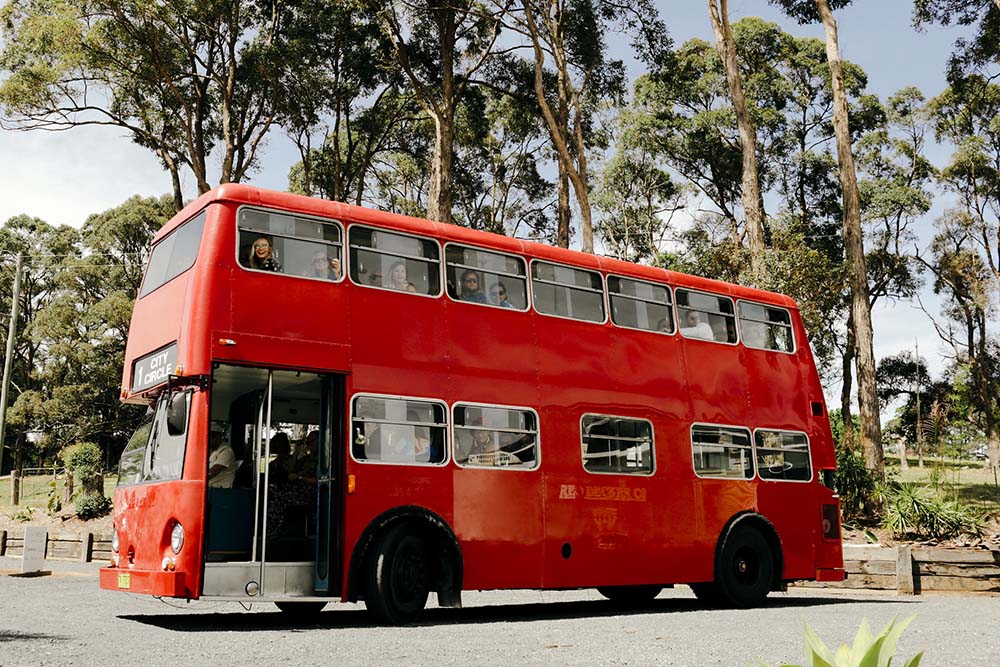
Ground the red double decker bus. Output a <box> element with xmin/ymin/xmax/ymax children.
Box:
<box><xmin>99</xmin><ymin>184</ymin><xmax>843</xmax><ymax>623</ymax></box>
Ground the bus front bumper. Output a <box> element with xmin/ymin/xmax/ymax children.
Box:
<box><xmin>99</xmin><ymin>566</ymin><xmax>187</xmax><ymax>597</ymax></box>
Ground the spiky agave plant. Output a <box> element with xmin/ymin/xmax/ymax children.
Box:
<box><xmin>759</xmin><ymin>616</ymin><xmax>923</xmax><ymax>667</ymax></box>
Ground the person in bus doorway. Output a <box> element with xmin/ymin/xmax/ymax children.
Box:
<box><xmin>207</xmin><ymin>423</ymin><xmax>237</xmax><ymax>488</ymax></box>
<box><xmin>292</xmin><ymin>430</ymin><xmax>320</xmax><ymax>484</ymax></box>
<box><xmin>387</xmin><ymin>261</ymin><xmax>417</xmax><ymax>292</ymax></box>
<box><xmin>489</xmin><ymin>281</ymin><xmax>514</xmax><ymax>308</ymax></box>
<box><xmin>679</xmin><ymin>309</ymin><xmax>714</xmax><ymax>340</ymax></box>
<box><xmin>249</xmin><ymin>235</ymin><xmax>282</xmax><ymax>272</ymax></box>
<box><xmin>459</xmin><ymin>270</ymin><xmax>488</xmax><ymax>303</ymax></box>
<box><xmin>307</xmin><ymin>250</ymin><xmax>341</xmax><ymax>281</ymax></box>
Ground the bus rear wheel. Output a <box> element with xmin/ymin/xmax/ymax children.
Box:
<box><xmin>274</xmin><ymin>601</ymin><xmax>327</xmax><ymax>617</ymax></box>
<box><xmin>596</xmin><ymin>585</ymin><xmax>662</xmax><ymax>604</ymax></box>
<box><xmin>364</xmin><ymin>524</ymin><xmax>430</xmax><ymax>625</ymax></box>
<box><xmin>715</xmin><ymin>524</ymin><xmax>775</xmax><ymax>608</ymax></box>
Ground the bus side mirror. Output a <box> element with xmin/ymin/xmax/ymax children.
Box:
<box><xmin>166</xmin><ymin>392</ymin><xmax>189</xmax><ymax>436</ymax></box>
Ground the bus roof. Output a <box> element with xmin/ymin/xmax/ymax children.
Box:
<box><xmin>161</xmin><ymin>184</ymin><xmax>799</xmax><ymax>310</ymax></box>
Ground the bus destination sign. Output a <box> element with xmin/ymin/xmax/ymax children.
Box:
<box><xmin>131</xmin><ymin>343</ymin><xmax>179</xmax><ymax>393</ymax></box>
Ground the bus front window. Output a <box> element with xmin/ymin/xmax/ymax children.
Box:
<box><xmin>116</xmin><ymin>390</ymin><xmax>192</xmax><ymax>486</ymax></box>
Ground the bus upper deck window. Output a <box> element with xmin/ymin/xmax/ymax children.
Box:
<box><xmin>608</xmin><ymin>276</ymin><xmax>673</xmax><ymax>334</ymax></box>
<box><xmin>676</xmin><ymin>289</ymin><xmax>736</xmax><ymax>344</ymax></box>
<box><xmin>531</xmin><ymin>260</ymin><xmax>605</xmax><ymax>323</ymax></box>
<box><xmin>237</xmin><ymin>208</ymin><xmax>344</xmax><ymax>282</ymax></box>
<box><xmin>348</xmin><ymin>226</ymin><xmax>441</xmax><ymax>296</ymax></box>
<box><xmin>738</xmin><ymin>302</ymin><xmax>795</xmax><ymax>353</ymax></box>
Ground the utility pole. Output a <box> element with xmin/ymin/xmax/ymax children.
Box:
<box><xmin>1</xmin><ymin>252</ymin><xmax>23</xmax><ymax>505</ymax></box>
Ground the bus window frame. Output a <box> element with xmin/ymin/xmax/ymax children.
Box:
<box><xmin>235</xmin><ymin>205</ymin><xmax>346</xmax><ymax>284</ymax></box>
<box><xmin>675</xmin><ymin>288</ymin><xmax>739</xmax><ymax>346</ymax></box>
<box><xmin>690</xmin><ymin>422</ymin><xmax>755</xmax><ymax>480</ymax></box>
<box><xmin>579</xmin><ymin>413</ymin><xmax>655</xmax><ymax>476</ymax></box>
<box><xmin>606</xmin><ymin>274</ymin><xmax>676</xmax><ymax>336</ymax></box>
<box><xmin>443</xmin><ymin>242</ymin><xmax>531</xmax><ymax>312</ymax></box>
<box><xmin>451</xmin><ymin>400</ymin><xmax>541</xmax><ymax>471</ymax></box>
<box><xmin>736</xmin><ymin>300</ymin><xmax>797</xmax><ymax>355</ymax></box>
<box><xmin>347</xmin><ymin>224</ymin><xmax>443</xmax><ymax>298</ymax></box>
<box><xmin>529</xmin><ymin>258</ymin><xmax>608</xmax><ymax>325</ymax></box>
<box><xmin>753</xmin><ymin>427</ymin><xmax>813</xmax><ymax>483</ymax></box>
<box><xmin>139</xmin><ymin>211</ymin><xmax>208</xmax><ymax>299</ymax></box>
<box><xmin>349</xmin><ymin>392</ymin><xmax>450</xmax><ymax>467</ymax></box>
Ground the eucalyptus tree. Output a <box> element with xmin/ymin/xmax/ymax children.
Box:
<box><xmin>372</xmin><ymin>0</ymin><xmax>510</xmax><ymax>224</ymax></box>
<box><xmin>913</xmin><ymin>0</ymin><xmax>1000</xmax><ymax>83</ymax></box>
<box><xmin>513</xmin><ymin>0</ymin><xmax>667</xmax><ymax>252</ymax></box>
<box><xmin>0</xmin><ymin>215</ymin><xmax>79</xmax><ymax>490</ymax></box>
<box><xmin>922</xmin><ymin>77</ymin><xmax>1000</xmax><ymax>470</ymax></box>
<box><xmin>26</xmin><ymin>196</ymin><xmax>171</xmax><ymax>466</ymax></box>
<box><xmin>0</xmin><ymin>0</ymin><xmax>326</xmax><ymax>210</ymax></box>
<box><xmin>277</xmin><ymin>0</ymin><xmax>396</xmax><ymax>203</ymax></box>
<box><xmin>707</xmin><ymin>0</ymin><xmax>767</xmax><ymax>275</ymax></box>
<box><xmin>770</xmin><ymin>0</ymin><xmax>883</xmax><ymax>478</ymax></box>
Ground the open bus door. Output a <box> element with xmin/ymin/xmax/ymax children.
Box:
<box><xmin>203</xmin><ymin>365</ymin><xmax>343</xmax><ymax>600</ymax></box>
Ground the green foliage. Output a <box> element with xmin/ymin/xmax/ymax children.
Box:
<box><xmin>6</xmin><ymin>505</ymin><xmax>35</xmax><ymax>523</ymax></box>
<box><xmin>835</xmin><ymin>443</ymin><xmax>877</xmax><ymax>522</ymax></box>
<box><xmin>74</xmin><ymin>491</ymin><xmax>112</xmax><ymax>520</ymax></box>
<box><xmin>46</xmin><ymin>477</ymin><xmax>62</xmax><ymax>515</ymax></box>
<box><xmin>760</xmin><ymin>616</ymin><xmax>923</xmax><ymax>667</ymax></box>
<box><xmin>62</xmin><ymin>442</ymin><xmax>104</xmax><ymax>495</ymax></box>
<box><xmin>880</xmin><ymin>481</ymin><xmax>986</xmax><ymax>540</ymax></box>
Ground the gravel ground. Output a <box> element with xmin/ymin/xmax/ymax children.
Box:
<box><xmin>1</xmin><ymin>558</ymin><xmax>998</xmax><ymax>666</ymax></box>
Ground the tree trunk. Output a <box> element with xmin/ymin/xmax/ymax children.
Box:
<box><xmin>840</xmin><ymin>315</ymin><xmax>855</xmax><ymax>443</ymax></box>
<box><xmin>557</xmin><ymin>169</ymin><xmax>570</xmax><ymax>248</ymax></box>
<box><xmin>427</xmin><ymin>112</ymin><xmax>455</xmax><ymax>224</ymax></box>
<box><xmin>11</xmin><ymin>432</ymin><xmax>24</xmax><ymax>506</ymax></box>
<box><xmin>523</xmin><ymin>0</ymin><xmax>594</xmax><ymax>253</ymax></box>
<box><xmin>818</xmin><ymin>0</ymin><xmax>883</xmax><ymax>479</ymax></box>
<box><xmin>708</xmin><ymin>0</ymin><xmax>766</xmax><ymax>277</ymax></box>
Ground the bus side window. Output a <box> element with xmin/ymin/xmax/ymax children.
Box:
<box><xmin>237</xmin><ymin>208</ymin><xmax>343</xmax><ymax>281</ymax></box>
<box><xmin>351</xmin><ymin>395</ymin><xmax>446</xmax><ymax>465</ymax></box>
<box><xmin>349</xmin><ymin>226</ymin><xmax>441</xmax><ymax>296</ymax></box>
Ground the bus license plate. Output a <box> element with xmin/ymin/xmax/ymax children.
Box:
<box><xmin>117</xmin><ymin>572</ymin><xmax>131</xmax><ymax>589</ymax></box>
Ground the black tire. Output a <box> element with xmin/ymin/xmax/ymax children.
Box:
<box><xmin>364</xmin><ymin>524</ymin><xmax>430</xmax><ymax>625</ymax></box>
<box><xmin>715</xmin><ymin>523</ymin><xmax>775</xmax><ymax>608</ymax></box>
<box><xmin>596</xmin><ymin>585</ymin><xmax>662</xmax><ymax>604</ymax></box>
<box><xmin>274</xmin><ymin>600</ymin><xmax>327</xmax><ymax>617</ymax></box>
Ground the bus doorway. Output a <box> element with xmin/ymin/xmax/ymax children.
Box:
<box><xmin>202</xmin><ymin>364</ymin><xmax>343</xmax><ymax>600</ymax></box>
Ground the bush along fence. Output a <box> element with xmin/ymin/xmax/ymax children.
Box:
<box><xmin>0</xmin><ymin>529</ymin><xmax>113</xmax><ymax>564</ymax></box>
<box><xmin>799</xmin><ymin>543</ymin><xmax>1000</xmax><ymax>594</ymax></box>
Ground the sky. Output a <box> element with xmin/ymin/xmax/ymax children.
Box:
<box><xmin>0</xmin><ymin>2</ymin><xmax>982</xmax><ymax>416</ymax></box>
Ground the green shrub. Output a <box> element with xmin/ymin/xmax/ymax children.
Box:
<box><xmin>74</xmin><ymin>491</ymin><xmax>112</xmax><ymax>520</ymax></box>
<box><xmin>6</xmin><ymin>506</ymin><xmax>35</xmax><ymax>523</ymax></box>
<box><xmin>760</xmin><ymin>616</ymin><xmax>923</xmax><ymax>667</ymax></box>
<box><xmin>62</xmin><ymin>442</ymin><xmax>104</xmax><ymax>494</ymax></box>
<box><xmin>835</xmin><ymin>444</ymin><xmax>876</xmax><ymax>521</ymax></box>
<box><xmin>881</xmin><ymin>481</ymin><xmax>986</xmax><ymax>540</ymax></box>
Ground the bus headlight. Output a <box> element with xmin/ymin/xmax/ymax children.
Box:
<box><xmin>170</xmin><ymin>522</ymin><xmax>185</xmax><ymax>554</ymax></box>
<box><xmin>112</xmin><ymin>531</ymin><xmax>119</xmax><ymax>553</ymax></box>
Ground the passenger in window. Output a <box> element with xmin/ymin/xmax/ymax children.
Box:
<box><xmin>459</xmin><ymin>270</ymin><xmax>488</xmax><ymax>303</ymax></box>
<box><xmin>489</xmin><ymin>282</ymin><xmax>514</xmax><ymax>308</ymax></box>
<box><xmin>387</xmin><ymin>261</ymin><xmax>417</xmax><ymax>292</ymax></box>
<box><xmin>207</xmin><ymin>424</ymin><xmax>237</xmax><ymax>488</ymax></box>
<box><xmin>468</xmin><ymin>428</ymin><xmax>520</xmax><ymax>466</ymax></box>
<box><xmin>656</xmin><ymin>317</ymin><xmax>671</xmax><ymax>333</ymax></box>
<box><xmin>248</xmin><ymin>235</ymin><xmax>282</xmax><ymax>272</ymax></box>
<box><xmin>307</xmin><ymin>250</ymin><xmax>341</xmax><ymax>281</ymax></box>
<box><xmin>679</xmin><ymin>309</ymin><xmax>714</xmax><ymax>340</ymax></box>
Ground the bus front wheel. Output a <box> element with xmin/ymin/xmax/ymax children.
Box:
<box><xmin>364</xmin><ymin>524</ymin><xmax>430</xmax><ymax>625</ymax></box>
<box><xmin>715</xmin><ymin>524</ymin><xmax>775</xmax><ymax>608</ymax></box>
<box><xmin>596</xmin><ymin>585</ymin><xmax>662</xmax><ymax>604</ymax></box>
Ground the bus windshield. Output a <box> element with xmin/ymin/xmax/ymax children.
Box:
<box><xmin>117</xmin><ymin>389</ymin><xmax>192</xmax><ymax>486</ymax></box>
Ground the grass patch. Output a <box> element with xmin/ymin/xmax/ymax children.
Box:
<box><xmin>886</xmin><ymin>456</ymin><xmax>1000</xmax><ymax>514</ymax></box>
<box><xmin>0</xmin><ymin>474</ymin><xmax>116</xmax><ymax>515</ymax></box>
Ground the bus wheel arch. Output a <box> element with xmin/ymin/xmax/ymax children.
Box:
<box><xmin>347</xmin><ymin>506</ymin><xmax>463</xmax><ymax>615</ymax></box>
<box><xmin>706</xmin><ymin>512</ymin><xmax>783</xmax><ymax>608</ymax></box>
